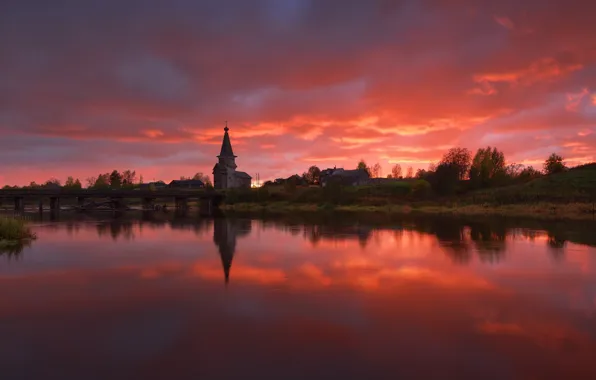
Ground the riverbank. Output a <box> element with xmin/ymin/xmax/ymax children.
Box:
<box><xmin>221</xmin><ymin>201</ymin><xmax>596</xmax><ymax>221</ymax></box>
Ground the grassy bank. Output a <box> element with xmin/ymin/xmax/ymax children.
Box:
<box><xmin>0</xmin><ymin>217</ymin><xmax>36</xmax><ymax>243</ymax></box>
<box><xmin>221</xmin><ymin>201</ymin><xmax>596</xmax><ymax>221</ymax></box>
<box><xmin>219</xmin><ymin>164</ymin><xmax>596</xmax><ymax>221</ymax></box>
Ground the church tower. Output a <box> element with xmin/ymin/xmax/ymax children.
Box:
<box><xmin>213</xmin><ymin>123</ymin><xmax>252</xmax><ymax>189</ymax></box>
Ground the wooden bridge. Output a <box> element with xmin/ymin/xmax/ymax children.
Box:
<box><xmin>0</xmin><ymin>188</ymin><xmax>225</xmax><ymax>213</ymax></box>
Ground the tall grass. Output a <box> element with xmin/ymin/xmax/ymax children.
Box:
<box><xmin>0</xmin><ymin>217</ymin><xmax>36</xmax><ymax>241</ymax></box>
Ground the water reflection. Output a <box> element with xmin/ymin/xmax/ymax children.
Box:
<box><xmin>2</xmin><ymin>212</ymin><xmax>596</xmax><ymax>379</ymax></box>
<box><xmin>7</xmin><ymin>211</ymin><xmax>596</xmax><ymax>267</ymax></box>
<box><xmin>213</xmin><ymin>218</ymin><xmax>251</xmax><ymax>284</ymax></box>
<box><xmin>0</xmin><ymin>240</ymin><xmax>29</xmax><ymax>260</ymax></box>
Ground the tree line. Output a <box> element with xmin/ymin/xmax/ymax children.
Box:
<box><xmin>1</xmin><ymin>169</ymin><xmax>213</xmax><ymax>190</ymax></box>
<box><xmin>263</xmin><ymin>148</ymin><xmax>570</xmax><ymax>196</ymax></box>
<box><xmin>412</xmin><ymin>148</ymin><xmax>566</xmax><ymax>195</ymax></box>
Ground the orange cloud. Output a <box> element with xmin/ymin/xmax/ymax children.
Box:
<box><xmin>472</xmin><ymin>58</ymin><xmax>583</xmax><ymax>89</ymax></box>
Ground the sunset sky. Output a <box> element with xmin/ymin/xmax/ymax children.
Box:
<box><xmin>1</xmin><ymin>0</ymin><xmax>595</xmax><ymax>186</ymax></box>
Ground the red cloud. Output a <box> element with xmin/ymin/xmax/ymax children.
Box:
<box><xmin>1</xmin><ymin>0</ymin><xmax>595</xmax><ymax>185</ymax></box>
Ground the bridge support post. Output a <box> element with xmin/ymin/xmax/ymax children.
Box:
<box><xmin>142</xmin><ymin>198</ymin><xmax>155</xmax><ymax>210</ymax></box>
<box><xmin>110</xmin><ymin>198</ymin><xmax>125</xmax><ymax>210</ymax></box>
<box><xmin>14</xmin><ymin>197</ymin><xmax>24</xmax><ymax>211</ymax></box>
<box><xmin>199</xmin><ymin>198</ymin><xmax>213</xmax><ymax>215</ymax></box>
<box><xmin>174</xmin><ymin>197</ymin><xmax>188</xmax><ymax>209</ymax></box>
<box><xmin>50</xmin><ymin>197</ymin><xmax>60</xmax><ymax>211</ymax></box>
<box><xmin>77</xmin><ymin>197</ymin><xmax>86</xmax><ymax>209</ymax></box>
<box><xmin>38</xmin><ymin>199</ymin><xmax>43</xmax><ymax>213</ymax></box>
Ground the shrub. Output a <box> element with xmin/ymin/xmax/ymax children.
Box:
<box><xmin>0</xmin><ymin>217</ymin><xmax>36</xmax><ymax>241</ymax></box>
<box><xmin>411</xmin><ymin>180</ymin><xmax>431</xmax><ymax>198</ymax></box>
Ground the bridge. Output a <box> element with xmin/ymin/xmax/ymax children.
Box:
<box><xmin>0</xmin><ymin>188</ymin><xmax>225</xmax><ymax>213</ymax></box>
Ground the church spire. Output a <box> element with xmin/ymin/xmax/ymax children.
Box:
<box><xmin>218</xmin><ymin>122</ymin><xmax>235</xmax><ymax>157</ymax></box>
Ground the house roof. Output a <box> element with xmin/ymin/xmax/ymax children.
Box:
<box><xmin>235</xmin><ymin>171</ymin><xmax>252</xmax><ymax>179</ymax></box>
<box><xmin>218</xmin><ymin>125</ymin><xmax>235</xmax><ymax>157</ymax></box>
<box><xmin>169</xmin><ymin>179</ymin><xmax>205</xmax><ymax>186</ymax></box>
<box><xmin>331</xmin><ymin>169</ymin><xmax>369</xmax><ymax>178</ymax></box>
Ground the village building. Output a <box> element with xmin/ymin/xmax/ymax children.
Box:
<box><xmin>139</xmin><ymin>181</ymin><xmax>167</xmax><ymax>190</ymax></box>
<box><xmin>213</xmin><ymin>124</ymin><xmax>252</xmax><ymax>189</ymax></box>
<box><xmin>320</xmin><ymin>168</ymin><xmax>370</xmax><ymax>187</ymax></box>
<box><xmin>168</xmin><ymin>179</ymin><xmax>205</xmax><ymax>189</ymax></box>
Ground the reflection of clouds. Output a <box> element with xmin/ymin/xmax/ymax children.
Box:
<box><xmin>3</xmin><ymin>214</ymin><xmax>596</xmax><ymax>378</ymax></box>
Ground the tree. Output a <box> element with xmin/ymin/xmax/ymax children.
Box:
<box><xmin>518</xmin><ymin>166</ymin><xmax>542</xmax><ymax>181</ymax></box>
<box><xmin>544</xmin><ymin>153</ymin><xmax>567</xmax><ymax>175</ymax></box>
<box><xmin>65</xmin><ymin>177</ymin><xmax>75</xmax><ymax>188</ymax></box>
<box><xmin>64</xmin><ymin>177</ymin><xmax>82</xmax><ymax>189</ymax></box>
<box><xmin>470</xmin><ymin>146</ymin><xmax>506</xmax><ymax>188</ymax></box>
<box><xmin>429</xmin><ymin>163</ymin><xmax>460</xmax><ymax>195</ymax></box>
<box><xmin>391</xmin><ymin>164</ymin><xmax>402</xmax><ymax>179</ymax></box>
<box><xmin>370</xmin><ymin>163</ymin><xmax>382</xmax><ymax>178</ymax></box>
<box><xmin>92</xmin><ymin>173</ymin><xmax>110</xmax><ymax>188</ymax></box>
<box><xmin>305</xmin><ymin>165</ymin><xmax>321</xmax><ymax>185</ymax></box>
<box><xmin>122</xmin><ymin>170</ymin><xmax>136</xmax><ymax>185</ymax></box>
<box><xmin>406</xmin><ymin>166</ymin><xmax>414</xmax><ymax>179</ymax></box>
<box><xmin>192</xmin><ymin>172</ymin><xmax>212</xmax><ymax>186</ymax></box>
<box><xmin>415</xmin><ymin>169</ymin><xmax>428</xmax><ymax>179</ymax></box>
<box><xmin>357</xmin><ymin>159</ymin><xmax>367</xmax><ymax>171</ymax></box>
<box><xmin>44</xmin><ymin>178</ymin><xmax>61</xmax><ymax>188</ymax></box>
<box><xmin>109</xmin><ymin>170</ymin><xmax>123</xmax><ymax>188</ymax></box>
<box><xmin>440</xmin><ymin>148</ymin><xmax>471</xmax><ymax>180</ymax></box>
<box><xmin>86</xmin><ymin>177</ymin><xmax>97</xmax><ymax>188</ymax></box>
<box><xmin>139</xmin><ymin>175</ymin><xmax>144</xmax><ymax>184</ymax></box>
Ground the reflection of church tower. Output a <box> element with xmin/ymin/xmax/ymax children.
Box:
<box><xmin>213</xmin><ymin>218</ymin><xmax>236</xmax><ymax>285</ymax></box>
<box><xmin>212</xmin><ymin>218</ymin><xmax>252</xmax><ymax>285</ymax></box>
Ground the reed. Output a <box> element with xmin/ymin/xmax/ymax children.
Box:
<box><xmin>0</xmin><ymin>217</ymin><xmax>36</xmax><ymax>242</ymax></box>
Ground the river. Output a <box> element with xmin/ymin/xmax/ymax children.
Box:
<box><xmin>1</xmin><ymin>211</ymin><xmax>596</xmax><ymax>379</ymax></box>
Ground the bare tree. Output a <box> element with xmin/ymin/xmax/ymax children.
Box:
<box><xmin>391</xmin><ymin>164</ymin><xmax>402</xmax><ymax>179</ymax></box>
<box><xmin>371</xmin><ymin>163</ymin><xmax>382</xmax><ymax>178</ymax></box>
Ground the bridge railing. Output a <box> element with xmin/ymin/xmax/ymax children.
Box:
<box><xmin>0</xmin><ymin>188</ymin><xmax>223</xmax><ymax>198</ymax></box>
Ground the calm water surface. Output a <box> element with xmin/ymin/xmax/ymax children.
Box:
<box><xmin>1</xmin><ymin>211</ymin><xmax>596</xmax><ymax>379</ymax></box>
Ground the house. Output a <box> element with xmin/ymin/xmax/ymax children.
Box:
<box><xmin>212</xmin><ymin>123</ymin><xmax>252</xmax><ymax>189</ymax></box>
<box><xmin>321</xmin><ymin>168</ymin><xmax>370</xmax><ymax>187</ymax></box>
<box><xmin>168</xmin><ymin>179</ymin><xmax>205</xmax><ymax>189</ymax></box>
<box><xmin>139</xmin><ymin>181</ymin><xmax>167</xmax><ymax>190</ymax></box>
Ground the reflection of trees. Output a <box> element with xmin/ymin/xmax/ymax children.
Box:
<box><xmin>96</xmin><ymin>221</ymin><xmax>135</xmax><ymax>241</ymax></box>
<box><xmin>0</xmin><ymin>240</ymin><xmax>30</xmax><ymax>260</ymax></box>
<box><xmin>469</xmin><ymin>222</ymin><xmax>506</xmax><ymax>263</ymax></box>
<box><xmin>302</xmin><ymin>224</ymin><xmax>373</xmax><ymax>248</ymax></box>
<box><xmin>93</xmin><ymin>212</ymin><xmax>213</xmax><ymax>240</ymax></box>
<box><xmin>398</xmin><ymin>217</ymin><xmax>508</xmax><ymax>264</ymax></box>
<box><xmin>425</xmin><ymin>219</ymin><xmax>472</xmax><ymax>264</ymax></box>
<box><xmin>213</xmin><ymin>218</ymin><xmax>251</xmax><ymax>285</ymax></box>
<box><xmin>303</xmin><ymin>225</ymin><xmax>322</xmax><ymax>247</ymax></box>
<box><xmin>546</xmin><ymin>224</ymin><xmax>568</xmax><ymax>261</ymax></box>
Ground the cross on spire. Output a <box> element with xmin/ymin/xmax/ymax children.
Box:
<box><xmin>224</xmin><ymin>120</ymin><xmax>229</xmax><ymax>132</ymax></box>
